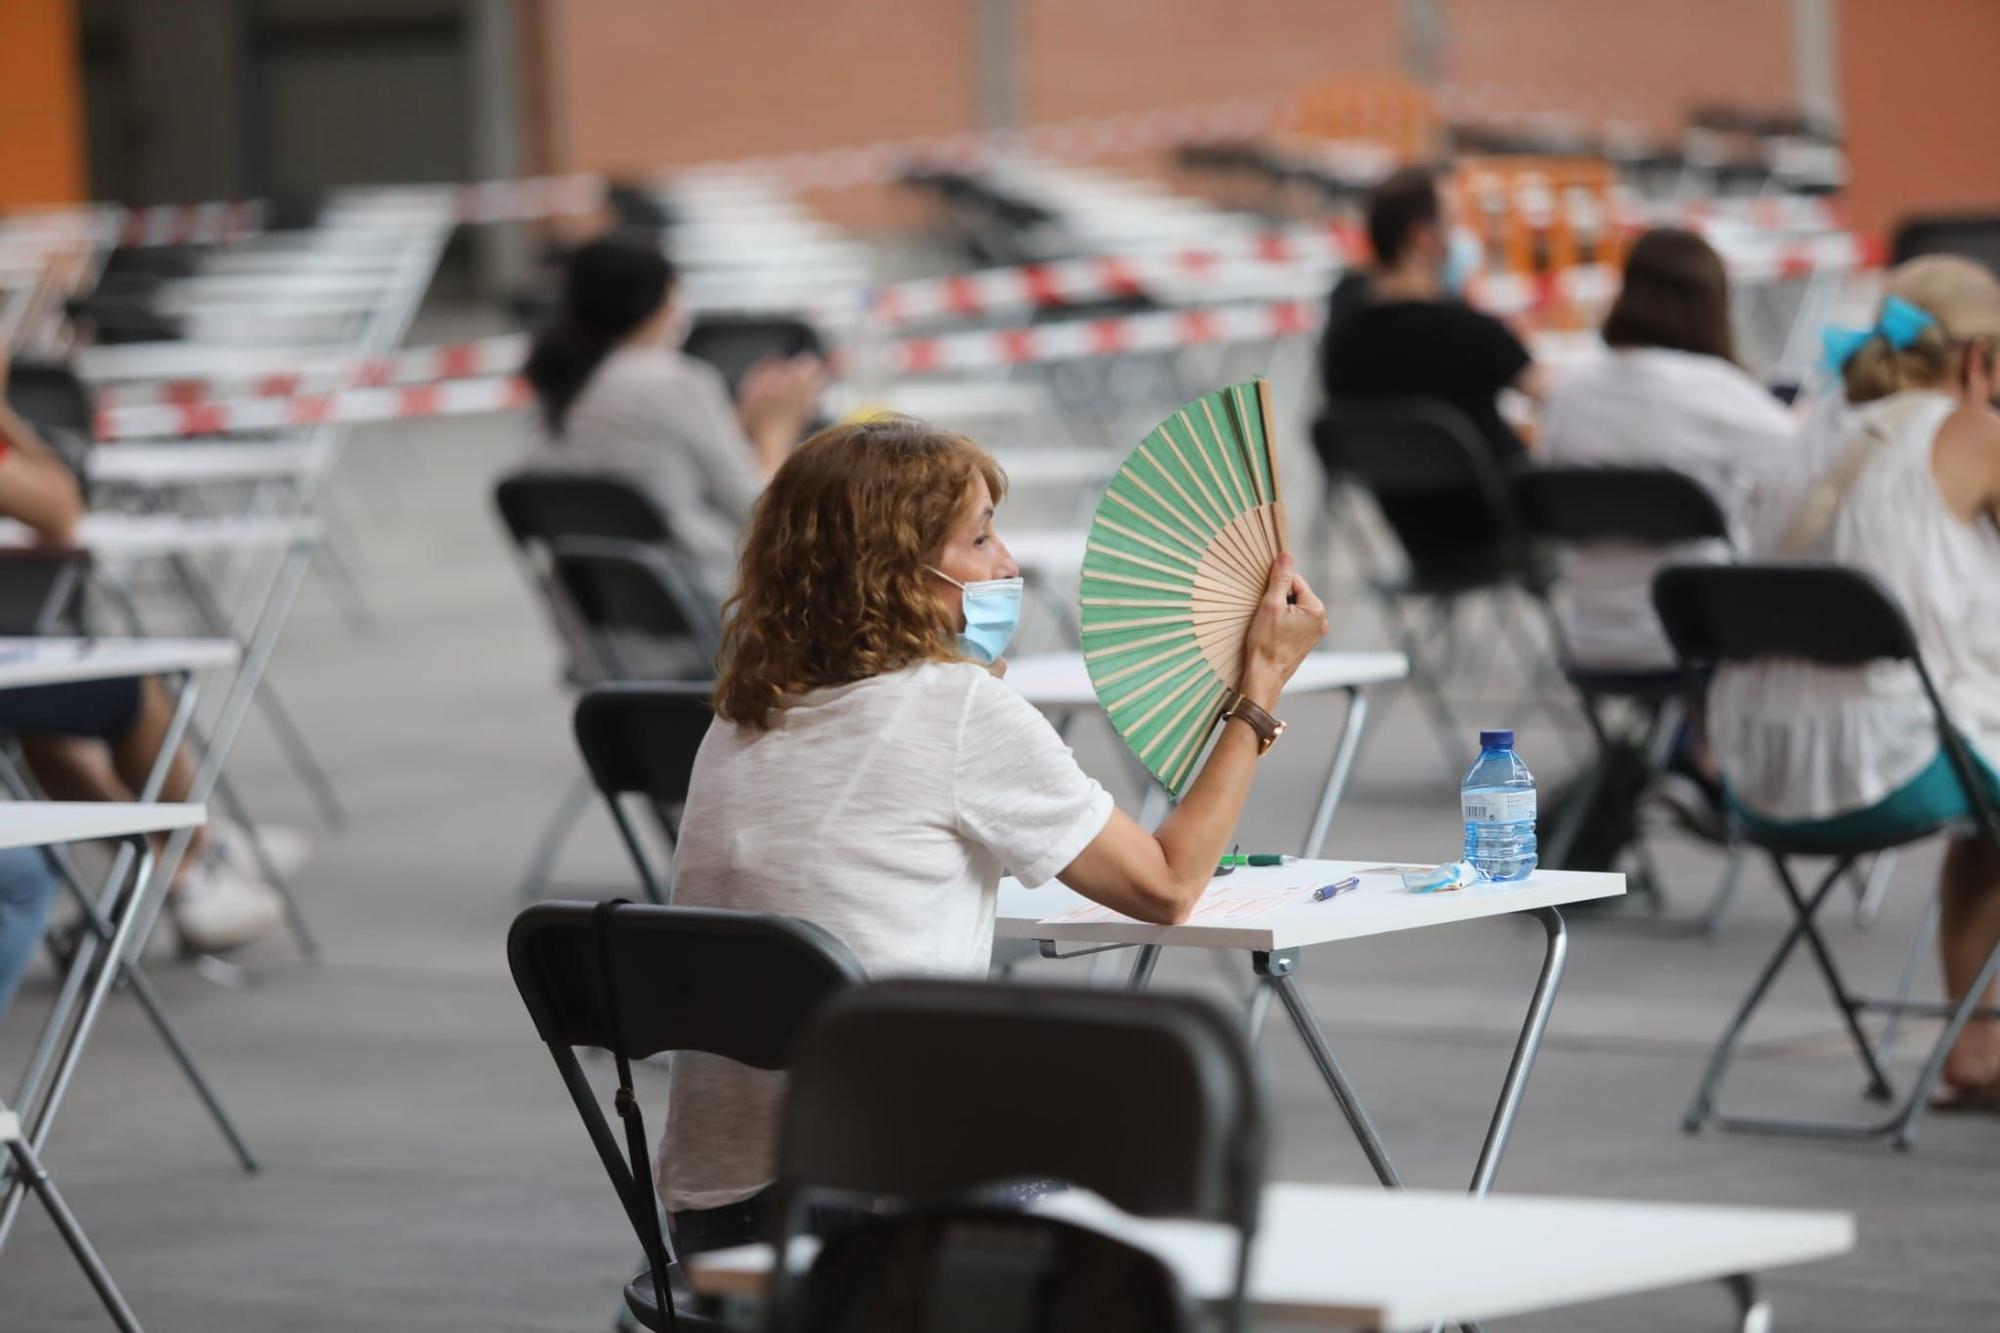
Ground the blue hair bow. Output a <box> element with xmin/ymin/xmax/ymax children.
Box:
<box><xmin>1820</xmin><ymin>294</ymin><xmax>1937</xmax><ymax>372</ymax></box>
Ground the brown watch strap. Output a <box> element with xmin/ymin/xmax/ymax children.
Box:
<box><xmin>1221</xmin><ymin>691</ymin><xmax>1286</xmax><ymax>755</ymax></box>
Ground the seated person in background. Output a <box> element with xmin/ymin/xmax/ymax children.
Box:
<box><xmin>1541</xmin><ymin>228</ymin><xmax>1797</xmax><ymax>671</ymax></box>
<box><xmin>1318</xmin><ymin>165</ymin><xmax>1546</xmax><ymax>469</ymax></box>
<box><xmin>661</xmin><ymin>416</ymin><xmax>1326</xmax><ymax>1251</ymax></box>
<box><xmin>523</xmin><ymin>231</ymin><xmax>823</xmax><ymax>603</ymax></box>
<box><xmin>0</xmin><ymin>369</ymin><xmax>280</xmax><ymax>955</ymax></box>
<box><xmin>1710</xmin><ymin>256</ymin><xmax>2000</xmax><ymax>1103</ymax></box>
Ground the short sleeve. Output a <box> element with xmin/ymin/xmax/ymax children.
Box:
<box><xmin>952</xmin><ymin>671</ymin><xmax>1115</xmax><ymax>887</ymax></box>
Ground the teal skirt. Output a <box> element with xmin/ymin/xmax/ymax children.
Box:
<box><xmin>1730</xmin><ymin>745</ymin><xmax>2000</xmax><ymax>847</ymax></box>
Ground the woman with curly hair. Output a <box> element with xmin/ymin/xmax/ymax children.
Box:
<box><xmin>660</xmin><ymin>415</ymin><xmax>1327</xmax><ymax>1248</ymax></box>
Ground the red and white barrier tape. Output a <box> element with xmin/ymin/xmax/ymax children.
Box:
<box><xmin>96</xmin><ymin>224</ymin><xmax>1881</xmax><ymax>413</ymax></box>
<box><xmin>95</xmin><ymin>375</ymin><xmax>533</xmax><ymax>442</ymax></box>
<box><xmin>96</xmin><ymin>335</ymin><xmax>531</xmax><ymax>409</ymax></box>
<box><xmin>92</xmin><ymin>298</ymin><xmax>1321</xmax><ymax>439</ymax></box>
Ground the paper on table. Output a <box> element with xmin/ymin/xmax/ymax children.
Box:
<box><xmin>1042</xmin><ymin>880</ymin><xmax>1306</xmax><ymax>926</ymax></box>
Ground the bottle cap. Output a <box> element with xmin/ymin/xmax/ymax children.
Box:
<box><xmin>1479</xmin><ymin>728</ymin><xmax>1514</xmax><ymax>750</ymax></box>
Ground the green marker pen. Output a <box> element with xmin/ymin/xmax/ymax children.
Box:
<box><xmin>1216</xmin><ymin>853</ymin><xmax>1298</xmax><ymax>868</ymax></box>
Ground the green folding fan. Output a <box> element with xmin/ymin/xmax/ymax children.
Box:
<box><xmin>1079</xmin><ymin>379</ymin><xmax>1288</xmax><ymax>797</ymax></box>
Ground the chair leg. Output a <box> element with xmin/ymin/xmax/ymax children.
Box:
<box><xmin>1696</xmin><ymin>843</ymin><xmax>1750</xmax><ymax>938</ymax></box>
<box><xmin>1685</xmin><ymin>855</ymin><xmax>1856</xmax><ymax>1133</ymax></box>
<box><xmin>1377</xmin><ymin>594</ymin><xmax>1466</xmax><ymax>780</ymax></box>
<box><xmin>1770</xmin><ymin>857</ymin><xmax>1896</xmax><ymax>1100</ymax></box>
<box><xmin>1872</xmin><ymin>891</ymin><xmax>1941</xmax><ymax>1085</ymax></box>
<box><xmin>516</xmin><ymin>774</ymin><xmax>594</xmax><ymax>903</ymax></box>
<box><xmin>1852</xmin><ymin>851</ymin><xmax>1899</xmax><ymax>930</ymax></box>
<box><xmin>1889</xmin><ymin>901</ymin><xmax>2000</xmax><ymax>1150</ymax></box>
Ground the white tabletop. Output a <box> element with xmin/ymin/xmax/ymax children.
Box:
<box><xmin>89</xmin><ymin>442</ymin><xmax>324</xmax><ymax>488</ymax></box>
<box><xmin>0</xmin><ymin>801</ymin><xmax>207</xmax><ymax>852</ymax></box>
<box><xmin>687</xmin><ymin>1181</ymin><xmax>1853</xmax><ymax>1330</ymax></box>
<box><xmin>1003</xmin><ymin>529</ymin><xmax>1086</xmax><ymax>577</ymax></box>
<box><xmin>996</xmin><ymin>857</ymin><xmax>1622</xmax><ymax>952</ymax></box>
<box><xmin>991</xmin><ymin>450</ymin><xmax>1122</xmax><ymax>486</ymax></box>
<box><xmin>0</xmin><ymin>513</ymin><xmax>319</xmax><ymax>557</ymax></box>
<box><xmin>1004</xmin><ymin>651</ymin><xmax>1409</xmax><ymax>710</ymax></box>
<box><xmin>0</xmin><ymin>637</ymin><xmax>240</xmax><ymax>689</ymax></box>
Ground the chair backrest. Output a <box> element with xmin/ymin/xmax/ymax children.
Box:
<box><xmin>774</xmin><ymin>980</ymin><xmax>1262</xmax><ymax>1223</ymax></box>
<box><xmin>573</xmin><ymin>682</ymin><xmax>714</xmax><ymax>809</ymax></box>
<box><xmin>1890</xmin><ymin>212</ymin><xmax>2000</xmax><ymax>272</ymax></box>
<box><xmin>5</xmin><ymin>360</ymin><xmax>93</xmax><ymax>440</ymax></box>
<box><xmin>1652</xmin><ymin>562</ymin><xmax>1919</xmax><ymax>669</ymax></box>
<box><xmin>0</xmin><ymin>549</ymin><xmax>92</xmax><ymax>635</ymax></box>
<box><xmin>768</xmin><ymin>980</ymin><xmax>1264</xmax><ymax>1330</ymax></box>
<box><xmin>493</xmin><ymin>468</ymin><xmax>673</xmax><ymax>551</ymax></box>
<box><xmin>1316</xmin><ymin>397</ymin><xmax>1520</xmax><ymax>574</ymax></box>
<box><xmin>509</xmin><ymin>899</ymin><xmax>863</xmax><ymax>1069</ymax></box>
<box><xmin>682</xmin><ymin>315</ymin><xmax>828</xmax><ymax>398</ymax></box>
<box><xmin>790</xmin><ymin>1209</ymin><xmax>1193</xmax><ymax>1333</ymax></box>
<box><xmin>551</xmin><ymin>538</ymin><xmax>719</xmax><ymax>668</ymax></box>
<box><xmin>1653</xmin><ymin>561</ymin><xmax>2000</xmax><ymax>846</ymax></box>
<box><xmin>1514</xmin><ymin>464</ymin><xmax>1732</xmax><ymax>549</ymax></box>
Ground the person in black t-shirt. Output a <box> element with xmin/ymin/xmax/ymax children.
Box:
<box><xmin>1318</xmin><ymin>166</ymin><xmax>1546</xmax><ymax>466</ymax></box>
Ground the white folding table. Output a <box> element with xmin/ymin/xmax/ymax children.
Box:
<box><xmin>999</xmin><ymin>859</ymin><xmax>1622</xmax><ymax>1203</ymax></box>
<box><xmin>1005</xmin><ymin>650</ymin><xmax>1409</xmax><ymax>859</ymax></box>
<box><xmin>88</xmin><ymin>442</ymin><xmax>327</xmax><ymax>491</ymax></box>
<box><xmin>0</xmin><ymin>800</ymin><xmax>208</xmax><ymax>1333</ymax></box>
<box><xmin>687</xmin><ymin>1180</ymin><xmax>1853</xmax><ymax>1332</ymax></box>
<box><xmin>0</xmin><ymin>638</ymin><xmax>258</xmax><ymax>1186</ymax></box>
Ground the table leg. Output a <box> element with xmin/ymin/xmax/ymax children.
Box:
<box><xmin>4</xmin><ymin>1138</ymin><xmax>144</xmax><ymax>1332</ymax></box>
<box><xmin>0</xmin><ymin>839</ymin><xmax>157</xmax><ymax>1249</ymax></box>
<box><xmin>1467</xmin><ymin>908</ymin><xmax>1567</xmax><ymax>1197</ymax></box>
<box><xmin>1127</xmin><ymin>945</ymin><xmax>1161</xmax><ymax>990</ymax></box>
<box><xmin>1300</xmin><ymin>686</ymin><xmax>1372</xmax><ymax>859</ymax></box>
<box><xmin>1254</xmin><ymin>949</ymin><xmax>1404</xmax><ymax>1188</ymax></box>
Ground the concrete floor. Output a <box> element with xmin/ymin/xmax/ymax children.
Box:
<box><xmin>3</xmin><ymin>375</ymin><xmax>1997</xmax><ymax>1332</ymax></box>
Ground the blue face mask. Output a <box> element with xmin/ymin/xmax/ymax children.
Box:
<box><xmin>929</xmin><ymin>567</ymin><xmax>1024</xmax><ymax>665</ymax></box>
<box><xmin>1441</xmin><ymin>229</ymin><xmax>1483</xmax><ymax>297</ymax></box>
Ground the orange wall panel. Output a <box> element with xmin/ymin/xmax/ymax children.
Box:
<box><xmin>1443</xmin><ymin>0</ymin><xmax>1794</xmax><ymax>134</ymax></box>
<box><xmin>1838</xmin><ymin>0</ymin><xmax>2000</xmax><ymax>238</ymax></box>
<box><xmin>1020</xmin><ymin>0</ymin><xmax>1400</xmax><ymax>123</ymax></box>
<box><xmin>0</xmin><ymin>0</ymin><xmax>87</xmax><ymax>208</ymax></box>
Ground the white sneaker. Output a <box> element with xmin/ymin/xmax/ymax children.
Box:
<box><xmin>171</xmin><ymin>859</ymin><xmax>287</xmax><ymax>955</ymax></box>
<box><xmin>210</xmin><ymin>821</ymin><xmax>311</xmax><ymax>883</ymax></box>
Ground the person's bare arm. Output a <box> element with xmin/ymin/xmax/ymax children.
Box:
<box><xmin>1513</xmin><ymin>360</ymin><xmax>1550</xmax><ymax>404</ymax></box>
<box><xmin>1055</xmin><ymin>554</ymin><xmax>1328</xmax><ymax>924</ymax></box>
<box><xmin>736</xmin><ymin>354</ymin><xmax>826</xmax><ymax>474</ymax></box>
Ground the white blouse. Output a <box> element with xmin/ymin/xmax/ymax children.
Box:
<box><xmin>1710</xmin><ymin>390</ymin><xmax>2000</xmax><ymax>821</ymax></box>
<box><xmin>658</xmin><ymin>661</ymin><xmax>1114</xmax><ymax>1210</ymax></box>
<box><xmin>1541</xmin><ymin>347</ymin><xmax>1798</xmax><ymax>669</ymax></box>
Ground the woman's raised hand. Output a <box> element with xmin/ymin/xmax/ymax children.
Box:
<box><xmin>1238</xmin><ymin>553</ymin><xmax>1327</xmax><ymax>709</ymax></box>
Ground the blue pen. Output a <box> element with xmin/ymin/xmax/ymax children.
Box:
<box><xmin>1311</xmin><ymin>876</ymin><xmax>1359</xmax><ymax>902</ymax></box>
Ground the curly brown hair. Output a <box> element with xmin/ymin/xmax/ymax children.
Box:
<box><xmin>714</xmin><ymin>415</ymin><xmax>1007</xmax><ymax>730</ymax></box>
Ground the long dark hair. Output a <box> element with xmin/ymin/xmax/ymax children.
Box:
<box><xmin>1601</xmin><ymin>228</ymin><xmax>1735</xmax><ymax>363</ymax></box>
<box><xmin>524</xmin><ymin>231</ymin><xmax>674</xmax><ymax>433</ymax></box>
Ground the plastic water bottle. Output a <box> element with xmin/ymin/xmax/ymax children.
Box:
<box><xmin>1462</xmin><ymin>729</ymin><xmax>1537</xmax><ymax>882</ymax></box>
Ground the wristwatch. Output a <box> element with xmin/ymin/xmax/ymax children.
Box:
<box><xmin>1220</xmin><ymin>691</ymin><xmax>1285</xmax><ymax>756</ymax></box>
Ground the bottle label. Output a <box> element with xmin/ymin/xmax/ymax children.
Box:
<box><xmin>1463</xmin><ymin>789</ymin><xmax>1536</xmax><ymax>824</ymax></box>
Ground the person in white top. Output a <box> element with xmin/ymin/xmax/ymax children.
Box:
<box><xmin>1541</xmin><ymin>228</ymin><xmax>1798</xmax><ymax>670</ymax></box>
<box><xmin>1710</xmin><ymin>256</ymin><xmax>2000</xmax><ymax>1103</ymax></box>
<box><xmin>521</xmin><ymin>231</ymin><xmax>823</xmax><ymax>602</ymax></box>
<box><xmin>660</xmin><ymin>415</ymin><xmax>1327</xmax><ymax>1247</ymax></box>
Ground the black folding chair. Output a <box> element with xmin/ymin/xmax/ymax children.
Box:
<box><xmin>1514</xmin><ymin>465</ymin><xmax>1738</xmax><ymax>922</ymax></box>
<box><xmin>1889</xmin><ymin>213</ymin><xmax>2000</xmax><ymax>272</ymax></box>
<box><xmin>1317</xmin><ymin>397</ymin><xmax>1557</xmax><ymax>774</ymax></box>
<box><xmin>683</xmin><ymin>315</ymin><xmax>829</xmax><ymax>400</ymax></box>
<box><xmin>1654</xmin><ymin>563</ymin><xmax>2000</xmax><ymax>1148</ymax></box>
<box><xmin>764</xmin><ymin>980</ymin><xmax>1265</xmax><ymax>1333</ymax></box>
<box><xmin>0</xmin><ymin>549</ymin><xmax>92</xmax><ymax>636</ymax></box>
<box><xmin>493</xmin><ymin>470</ymin><xmax>714</xmax><ymax>899</ymax></box>
<box><xmin>572</xmin><ymin>683</ymin><xmax>714</xmax><ymax>905</ymax></box>
<box><xmin>508</xmin><ymin>901</ymin><xmax>864</xmax><ymax>1333</ymax></box>
<box><xmin>551</xmin><ymin>538</ymin><xmax>719</xmax><ymax>683</ymax></box>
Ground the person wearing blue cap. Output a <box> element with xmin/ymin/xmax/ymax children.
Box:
<box><xmin>1711</xmin><ymin>254</ymin><xmax>2000</xmax><ymax>1105</ymax></box>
